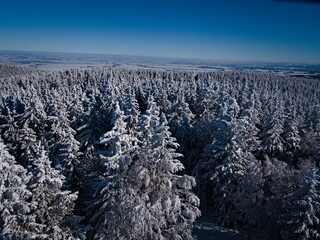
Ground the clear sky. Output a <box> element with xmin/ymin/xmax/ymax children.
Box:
<box><xmin>1</xmin><ymin>0</ymin><xmax>320</xmax><ymax>63</ymax></box>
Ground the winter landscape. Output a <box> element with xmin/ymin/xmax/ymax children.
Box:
<box><xmin>0</xmin><ymin>58</ymin><xmax>319</xmax><ymax>239</ymax></box>
<box><xmin>1</xmin><ymin>0</ymin><xmax>320</xmax><ymax>239</ymax></box>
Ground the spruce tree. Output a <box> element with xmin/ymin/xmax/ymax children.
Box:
<box><xmin>279</xmin><ymin>168</ymin><xmax>320</xmax><ymax>240</ymax></box>
<box><xmin>0</xmin><ymin>140</ymin><xmax>32</xmax><ymax>239</ymax></box>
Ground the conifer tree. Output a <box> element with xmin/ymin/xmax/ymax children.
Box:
<box><xmin>279</xmin><ymin>168</ymin><xmax>320</xmax><ymax>240</ymax></box>
<box><xmin>26</xmin><ymin>143</ymin><xmax>84</xmax><ymax>239</ymax></box>
<box><xmin>0</xmin><ymin>141</ymin><xmax>32</xmax><ymax>239</ymax></box>
<box><xmin>260</xmin><ymin>105</ymin><xmax>285</xmax><ymax>157</ymax></box>
<box><xmin>88</xmin><ymin>103</ymin><xmax>139</xmax><ymax>239</ymax></box>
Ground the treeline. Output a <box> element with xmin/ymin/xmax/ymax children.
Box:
<box><xmin>0</xmin><ymin>65</ymin><xmax>319</xmax><ymax>239</ymax></box>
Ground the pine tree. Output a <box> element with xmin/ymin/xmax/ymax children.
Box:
<box><xmin>260</xmin><ymin>105</ymin><xmax>285</xmax><ymax>157</ymax></box>
<box><xmin>0</xmin><ymin>140</ymin><xmax>32</xmax><ymax>239</ymax></box>
<box><xmin>46</xmin><ymin>108</ymin><xmax>82</xmax><ymax>186</ymax></box>
<box><xmin>89</xmin><ymin>99</ymin><xmax>200</xmax><ymax>240</ymax></box>
<box><xmin>0</xmin><ymin>98</ymin><xmax>48</xmax><ymax>169</ymax></box>
<box><xmin>167</xmin><ymin>97</ymin><xmax>195</xmax><ymax>172</ymax></box>
<box><xmin>25</xmin><ymin>143</ymin><xmax>84</xmax><ymax>239</ymax></box>
<box><xmin>0</xmin><ymin>98</ymin><xmax>26</xmax><ymax>154</ymax></box>
<box><xmin>88</xmin><ymin>103</ymin><xmax>139</xmax><ymax>239</ymax></box>
<box><xmin>133</xmin><ymin>102</ymin><xmax>200</xmax><ymax>239</ymax></box>
<box><xmin>194</xmin><ymin>94</ymin><xmax>239</xmax><ymax>205</ymax></box>
<box><xmin>167</xmin><ymin>97</ymin><xmax>195</xmax><ymax>151</ymax></box>
<box><xmin>122</xmin><ymin>91</ymin><xmax>140</xmax><ymax>137</ymax></box>
<box><xmin>279</xmin><ymin>168</ymin><xmax>320</xmax><ymax>240</ymax></box>
<box><xmin>283</xmin><ymin>117</ymin><xmax>301</xmax><ymax>152</ymax></box>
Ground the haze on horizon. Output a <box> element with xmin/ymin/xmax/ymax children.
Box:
<box><xmin>0</xmin><ymin>0</ymin><xmax>320</xmax><ymax>63</ymax></box>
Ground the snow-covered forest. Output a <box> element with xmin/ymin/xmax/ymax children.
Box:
<box><xmin>0</xmin><ymin>64</ymin><xmax>319</xmax><ymax>240</ymax></box>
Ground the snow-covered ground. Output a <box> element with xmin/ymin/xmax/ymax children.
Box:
<box><xmin>194</xmin><ymin>221</ymin><xmax>246</xmax><ymax>240</ymax></box>
<box><xmin>193</xmin><ymin>212</ymin><xmax>247</xmax><ymax>240</ymax></box>
<box><xmin>1</xmin><ymin>50</ymin><xmax>319</xmax><ymax>79</ymax></box>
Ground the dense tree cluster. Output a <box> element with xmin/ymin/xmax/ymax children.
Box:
<box><xmin>0</xmin><ymin>64</ymin><xmax>319</xmax><ymax>239</ymax></box>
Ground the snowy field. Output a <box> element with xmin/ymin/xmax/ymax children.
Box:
<box><xmin>1</xmin><ymin>50</ymin><xmax>320</xmax><ymax>78</ymax></box>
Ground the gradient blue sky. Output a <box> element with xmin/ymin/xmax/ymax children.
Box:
<box><xmin>1</xmin><ymin>0</ymin><xmax>320</xmax><ymax>63</ymax></box>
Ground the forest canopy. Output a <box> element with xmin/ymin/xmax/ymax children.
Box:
<box><xmin>0</xmin><ymin>64</ymin><xmax>319</xmax><ymax>240</ymax></box>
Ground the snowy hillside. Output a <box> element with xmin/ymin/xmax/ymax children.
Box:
<box><xmin>0</xmin><ymin>64</ymin><xmax>319</xmax><ymax>239</ymax></box>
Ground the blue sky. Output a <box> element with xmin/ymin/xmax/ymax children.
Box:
<box><xmin>0</xmin><ymin>0</ymin><xmax>320</xmax><ymax>63</ymax></box>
